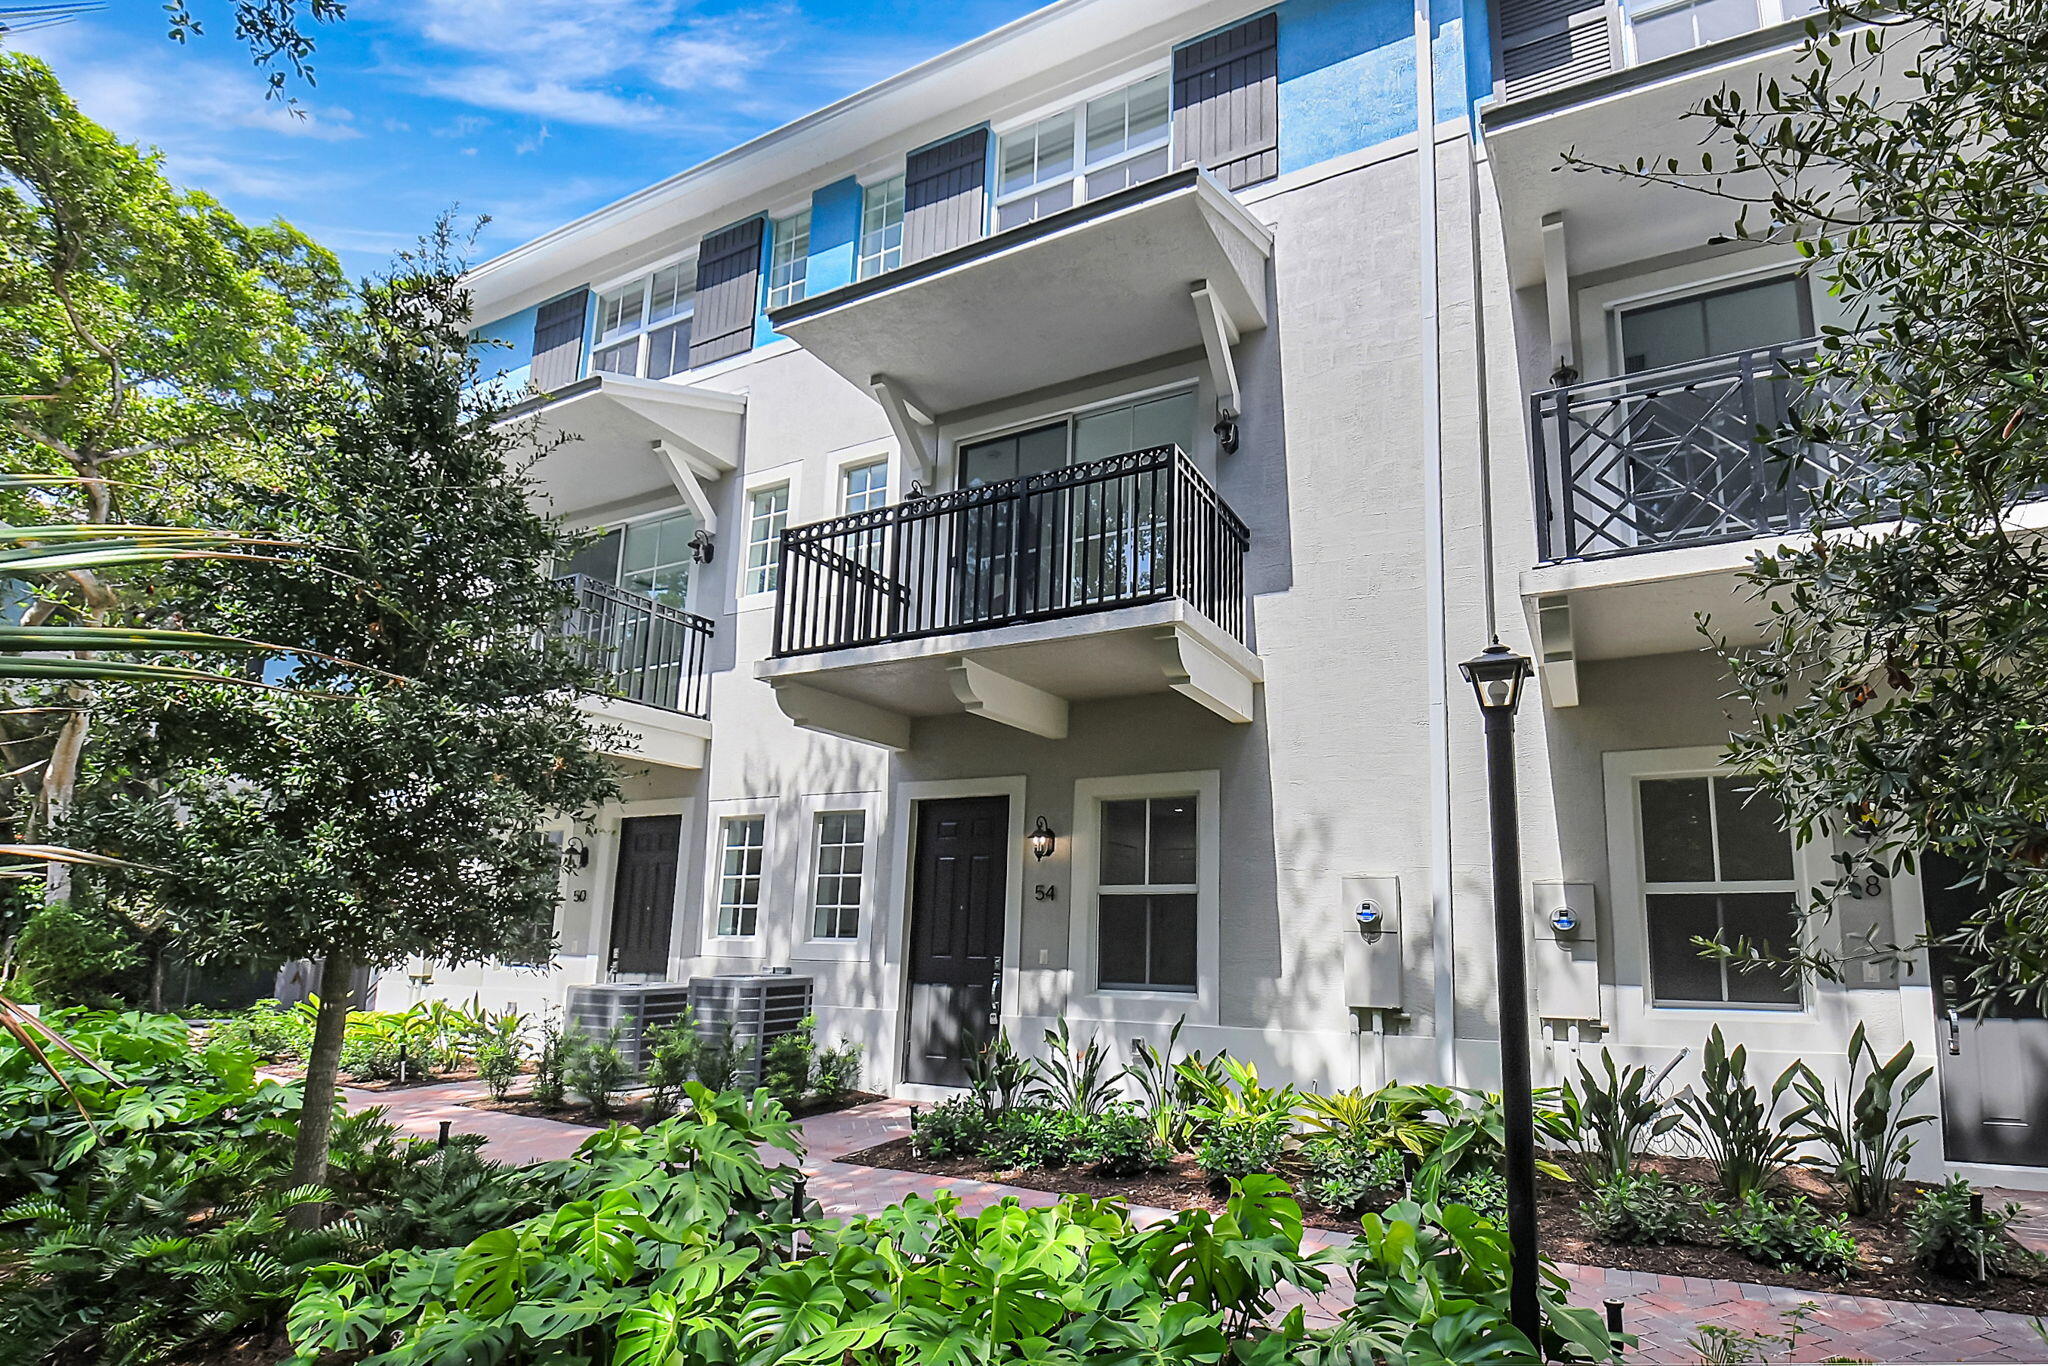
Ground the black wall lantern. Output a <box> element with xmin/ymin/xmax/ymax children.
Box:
<box><xmin>563</xmin><ymin>836</ymin><xmax>590</xmax><ymax>871</ymax></box>
<box><xmin>1030</xmin><ymin>816</ymin><xmax>1056</xmax><ymax>861</ymax></box>
<box><xmin>688</xmin><ymin>528</ymin><xmax>715</xmax><ymax>563</ymax></box>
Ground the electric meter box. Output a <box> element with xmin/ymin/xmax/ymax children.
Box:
<box><xmin>1529</xmin><ymin>881</ymin><xmax>1602</xmax><ymax>1022</ymax></box>
<box><xmin>1342</xmin><ymin>875</ymin><xmax>1403</xmax><ymax>1009</ymax></box>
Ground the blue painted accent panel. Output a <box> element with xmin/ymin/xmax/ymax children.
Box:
<box><xmin>1276</xmin><ymin>0</ymin><xmax>1416</xmax><ymax>173</ymax></box>
<box><xmin>471</xmin><ymin>303</ymin><xmax>536</xmax><ymax>399</ymax></box>
<box><xmin>808</xmin><ymin>176</ymin><xmax>863</xmax><ymax>296</ymax></box>
<box><xmin>753</xmin><ymin>215</ymin><xmax>779</xmax><ymax>350</ymax></box>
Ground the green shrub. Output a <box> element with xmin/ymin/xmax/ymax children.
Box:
<box><xmin>1561</xmin><ymin>1050</ymin><xmax>1680</xmax><ymax>1181</ymax></box>
<box><xmin>1444</xmin><ymin>1169</ymin><xmax>1508</xmax><ymax>1224</ymax></box>
<box><xmin>1128</xmin><ymin>1017</ymin><xmax>1195</xmax><ymax>1151</ymax></box>
<box><xmin>965</xmin><ymin>1029</ymin><xmax>1036</xmax><ymax>1113</ymax></box>
<box><xmin>813</xmin><ymin>1037</ymin><xmax>863</xmax><ymax>1098</ymax></box>
<box><xmin>1197</xmin><ymin>1113</ymin><xmax>1291</xmax><ymax>1180</ymax></box>
<box><xmin>9</xmin><ymin>898</ymin><xmax>145</xmax><ymax>1008</ymax></box>
<box><xmin>642</xmin><ymin>1014</ymin><xmax>701</xmax><ymax>1119</ymax></box>
<box><xmin>474</xmin><ymin>1036</ymin><xmax>522</xmax><ymax>1101</ymax></box>
<box><xmin>980</xmin><ymin>1105</ymin><xmax>1093</xmax><ymax>1169</ymax></box>
<box><xmin>1674</xmin><ymin>1028</ymin><xmax>1802</xmax><ymax>1200</ymax></box>
<box><xmin>212</xmin><ymin>998</ymin><xmax>315</xmax><ymax>1062</ymax></box>
<box><xmin>1303</xmin><ymin>1132</ymin><xmax>1405</xmax><ymax>1213</ymax></box>
<box><xmin>763</xmin><ymin>1015</ymin><xmax>816</xmax><ymax>1108</ymax></box>
<box><xmin>529</xmin><ymin>1016</ymin><xmax>569</xmax><ymax>1110</ymax></box>
<box><xmin>339</xmin><ymin>1031</ymin><xmax>405</xmax><ymax>1081</ymax></box>
<box><xmin>1785</xmin><ymin>1022</ymin><xmax>1935</xmax><ymax>1217</ymax></box>
<box><xmin>1721</xmin><ymin>1192</ymin><xmax>1859</xmax><ymax>1278</ymax></box>
<box><xmin>1078</xmin><ymin>1103</ymin><xmax>1167</xmax><ymax>1177</ymax></box>
<box><xmin>911</xmin><ymin>1094</ymin><xmax>990</xmax><ymax>1159</ymax></box>
<box><xmin>1029</xmin><ymin>1019</ymin><xmax>1124</xmax><ymax>1113</ymax></box>
<box><xmin>694</xmin><ymin>1016</ymin><xmax>742</xmax><ymax>1093</ymax></box>
<box><xmin>1578</xmin><ymin>1171</ymin><xmax>1707</xmax><ymax>1245</ymax></box>
<box><xmin>1907</xmin><ymin>1175</ymin><xmax>2031</xmax><ymax>1280</ymax></box>
<box><xmin>564</xmin><ymin>1026</ymin><xmax>630</xmax><ymax>1117</ymax></box>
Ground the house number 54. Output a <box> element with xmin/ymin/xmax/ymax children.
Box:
<box><xmin>1034</xmin><ymin>883</ymin><xmax>1058</xmax><ymax>902</ymax></box>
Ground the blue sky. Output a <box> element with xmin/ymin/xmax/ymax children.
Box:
<box><xmin>17</xmin><ymin>0</ymin><xmax>1044</xmax><ymax>278</ymax></box>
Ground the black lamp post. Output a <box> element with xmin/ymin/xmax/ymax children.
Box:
<box><xmin>1459</xmin><ymin>639</ymin><xmax>1541</xmax><ymax>1350</ymax></box>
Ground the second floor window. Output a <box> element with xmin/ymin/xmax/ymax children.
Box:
<box><xmin>593</xmin><ymin>262</ymin><xmax>694</xmax><ymax>379</ymax></box>
<box><xmin>563</xmin><ymin>510</ymin><xmax>698</xmax><ymax>606</ymax></box>
<box><xmin>767</xmin><ymin>211</ymin><xmax>811</xmax><ymax>310</ymax></box>
<box><xmin>841</xmin><ymin>458</ymin><xmax>888</xmax><ymax>514</ymax></box>
<box><xmin>998</xmin><ymin>71</ymin><xmax>1170</xmax><ymax>231</ymax></box>
<box><xmin>744</xmin><ymin>483</ymin><xmax>790</xmax><ymax>595</ymax></box>
<box><xmin>858</xmin><ymin>176</ymin><xmax>904</xmax><ymax>280</ymax></box>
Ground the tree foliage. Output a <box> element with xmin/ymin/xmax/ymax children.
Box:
<box><xmin>1604</xmin><ymin>0</ymin><xmax>2048</xmax><ymax>1005</ymax></box>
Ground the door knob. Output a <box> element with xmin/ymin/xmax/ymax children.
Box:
<box><xmin>1946</xmin><ymin>1006</ymin><xmax>1962</xmax><ymax>1056</ymax></box>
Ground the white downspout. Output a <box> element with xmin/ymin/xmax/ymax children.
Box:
<box><xmin>1415</xmin><ymin>0</ymin><xmax>1457</xmax><ymax>1088</ymax></box>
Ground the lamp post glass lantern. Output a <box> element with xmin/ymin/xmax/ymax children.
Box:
<box><xmin>1459</xmin><ymin>639</ymin><xmax>1543</xmax><ymax>1350</ymax></box>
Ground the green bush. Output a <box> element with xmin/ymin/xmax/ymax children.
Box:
<box><xmin>8</xmin><ymin>898</ymin><xmax>145</xmax><ymax>1008</ymax></box>
<box><xmin>911</xmin><ymin>1094</ymin><xmax>990</xmax><ymax>1160</ymax></box>
<box><xmin>813</xmin><ymin>1037</ymin><xmax>863</xmax><ymax>1099</ymax></box>
<box><xmin>1080</xmin><ymin>1103</ymin><xmax>1168</xmax><ymax>1177</ymax></box>
<box><xmin>1907</xmin><ymin>1175</ymin><xmax>2031</xmax><ymax>1280</ymax></box>
<box><xmin>1302</xmin><ymin>1132</ymin><xmax>1404</xmax><ymax>1213</ymax></box>
<box><xmin>1785</xmin><ymin>1023</ymin><xmax>1935</xmax><ymax>1218</ymax></box>
<box><xmin>1444</xmin><ymin>1169</ymin><xmax>1508</xmax><ymax>1224</ymax></box>
<box><xmin>694</xmin><ymin>1016</ymin><xmax>743</xmax><ymax>1093</ymax></box>
<box><xmin>211</xmin><ymin>998</ymin><xmax>316</xmax><ymax>1062</ymax></box>
<box><xmin>564</xmin><ymin>1026</ymin><xmax>630</xmax><ymax>1117</ymax></box>
<box><xmin>338</xmin><ymin>1031</ymin><xmax>406</xmax><ymax>1081</ymax></box>
<box><xmin>763</xmin><ymin>1015</ymin><xmax>816</xmax><ymax>1108</ymax></box>
<box><xmin>1561</xmin><ymin>1051</ymin><xmax>1680</xmax><ymax>1181</ymax></box>
<box><xmin>642</xmin><ymin>1014</ymin><xmax>701</xmax><ymax>1119</ymax></box>
<box><xmin>1196</xmin><ymin>1113</ymin><xmax>1291</xmax><ymax>1181</ymax></box>
<box><xmin>529</xmin><ymin>1016</ymin><xmax>570</xmax><ymax>1110</ymax></box>
<box><xmin>1578</xmin><ymin>1171</ymin><xmax>1707</xmax><ymax>1245</ymax></box>
<box><xmin>475</xmin><ymin>1036</ymin><xmax>523</xmax><ymax>1101</ymax></box>
<box><xmin>1721</xmin><ymin>1192</ymin><xmax>1859</xmax><ymax>1278</ymax></box>
<box><xmin>1675</xmin><ymin>1028</ymin><xmax>1802</xmax><ymax>1201</ymax></box>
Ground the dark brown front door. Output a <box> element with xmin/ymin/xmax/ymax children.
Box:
<box><xmin>608</xmin><ymin>815</ymin><xmax>681</xmax><ymax>977</ymax></box>
<box><xmin>904</xmin><ymin>796</ymin><xmax>1009</xmax><ymax>1087</ymax></box>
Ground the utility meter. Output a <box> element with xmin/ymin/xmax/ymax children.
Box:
<box><xmin>1342</xmin><ymin>876</ymin><xmax>1402</xmax><ymax>1009</ymax></box>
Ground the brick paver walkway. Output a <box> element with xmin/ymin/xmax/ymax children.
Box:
<box><xmin>352</xmin><ymin>1087</ymin><xmax>2048</xmax><ymax>1363</ymax></box>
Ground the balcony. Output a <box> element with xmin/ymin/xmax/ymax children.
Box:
<box><xmin>1520</xmin><ymin>342</ymin><xmax>1875</xmax><ymax>701</ymax></box>
<box><xmin>756</xmin><ymin>446</ymin><xmax>1260</xmax><ymax>749</ymax></box>
<box><xmin>557</xmin><ymin>574</ymin><xmax>715</xmax><ymax>768</ymax></box>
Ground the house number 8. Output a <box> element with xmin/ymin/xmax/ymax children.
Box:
<box><xmin>1034</xmin><ymin>884</ymin><xmax>1058</xmax><ymax>902</ymax></box>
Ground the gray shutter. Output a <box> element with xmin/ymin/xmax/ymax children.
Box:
<box><xmin>1173</xmin><ymin>13</ymin><xmax>1279</xmax><ymax>191</ymax></box>
<box><xmin>902</xmin><ymin>128</ymin><xmax>989</xmax><ymax>265</ymax></box>
<box><xmin>688</xmin><ymin>218</ymin><xmax>766</xmax><ymax>368</ymax></box>
<box><xmin>531</xmin><ymin>288</ymin><xmax>589</xmax><ymax>391</ymax></box>
<box><xmin>1497</xmin><ymin>0</ymin><xmax>1615</xmax><ymax>100</ymax></box>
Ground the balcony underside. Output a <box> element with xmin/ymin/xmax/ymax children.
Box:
<box><xmin>755</xmin><ymin>600</ymin><xmax>1262</xmax><ymax>751</ymax></box>
<box><xmin>501</xmin><ymin>374</ymin><xmax>746</xmax><ymax>523</ymax></box>
<box><xmin>579</xmin><ymin>694</ymin><xmax>712</xmax><ymax>771</ymax></box>
<box><xmin>768</xmin><ymin>170</ymin><xmax>1271</xmax><ymax>424</ymax></box>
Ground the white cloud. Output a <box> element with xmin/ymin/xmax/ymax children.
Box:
<box><xmin>386</xmin><ymin>0</ymin><xmax>790</xmax><ymax>129</ymax></box>
<box><xmin>515</xmin><ymin>124</ymin><xmax>552</xmax><ymax>155</ymax></box>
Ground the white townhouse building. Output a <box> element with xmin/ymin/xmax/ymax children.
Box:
<box><xmin>395</xmin><ymin>0</ymin><xmax>2046</xmax><ymax>1185</ymax></box>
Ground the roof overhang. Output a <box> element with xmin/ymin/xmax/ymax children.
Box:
<box><xmin>501</xmin><ymin>375</ymin><xmax>746</xmax><ymax>524</ymax></box>
<box><xmin>768</xmin><ymin>169</ymin><xmax>1272</xmax><ymax>419</ymax></box>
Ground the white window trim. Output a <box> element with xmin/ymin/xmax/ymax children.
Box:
<box><xmin>765</xmin><ymin>209</ymin><xmax>812</xmax><ymax>312</ymax></box>
<box><xmin>880</xmin><ymin>776</ymin><xmax>1028</xmax><ymax>1098</ymax></box>
<box><xmin>1621</xmin><ymin>0</ymin><xmax>1810</xmax><ymax>67</ymax></box>
<box><xmin>1603</xmin><ymin>747</ymin><xmax>1845</xmax><ymax>1048</ymax></box>
<box><xmin>1065</xmin><ymin>770</ymin><xmax>1221</xmax><ymax>1026</ymax></box>
<box><xmin>737</xmin><ymin>460</ymin><xmax>802</xmax><ymax>609</ymax></box>
<box><xmin>700</xmin><ymin>800</ymin><xmax>778</xmax><ymax>953</ymax></box>
<box><xmin>993</xmin><ymin>65</ymin><xmax>1172</xmax><ymax>222</ymax></box>
<box><xmin>590</xmin><ymin>256</ymin><xmax>697</xmax><ymax>380</ymax></box>
<box><xmin>791</xmin><ymin>789</ymin><xmax>884</xmax><ymax>960</ymax></box>
<box><xmin>830</xmin><ymin>442</ymin><xmax>895</xmax><ymax>514</ymax></box>
<box><xmin>856</xmin><ymin>173</ymin><xmax>906</xmax><ymax>282</ymax></box>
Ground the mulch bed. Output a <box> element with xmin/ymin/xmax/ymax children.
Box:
<box><xmin>256</xmin><ymin>1063</ymin><xmax>495</xmax><ymax>1092</ymax></box>
<box><xmin>838</xmin><ymin>1139</ymin><xmax>2048</xmax><ymax>1317</ymax></box>
<box><xmin>464</xmin><ymin>1089</ymin><xmax>883</xmax><ymax>1130</ymax></box>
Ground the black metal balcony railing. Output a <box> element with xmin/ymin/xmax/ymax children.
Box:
<box><xmin>1530</xmin><ymin>340</ymin><xmax>1871</xmax><ymax>562</ymax></box>
<box><xmin>555</xmin><ymin>574</ymin><xmax>714</xmax><ymax>718</ymax></box>
<box><xmin>773</xmin><ymin>445</ymin><xmax>1250</xmax><ymax>657</ymax></box>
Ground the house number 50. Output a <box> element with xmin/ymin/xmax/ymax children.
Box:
<box><xmin>1034</xmin><ymin>884</ymin><xmax>1058</xmax><ymax>902</ymax></box>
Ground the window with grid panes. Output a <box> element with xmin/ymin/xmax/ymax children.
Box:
<box><xmin>715</xmin><ymin>816</ymin><xmax>765</xmax><ymax>937</ymax></box>
<box><xmin>1097</xmin><ymin>794</ymin><xmax>1198</xmax><ymax>991</ymax></box>
<box><xmin>1636</xmin><ymin>774</ymin><xmax>1801</xmax><ymax>1006</ymax></box>
<box><xmin>810</xmin><ymin>812</ymin><xmax>865</xmax><ymax>939</ymax></box>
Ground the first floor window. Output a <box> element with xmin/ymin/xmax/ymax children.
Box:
<box><xmin>1637</xmin><ymin>773</ymin><xmax>1801</xmax><ymax>1006</ymax></box>
<box><xmin>744</xmin><ymin>483</ymin><xmax>790</xmax><ymax>594</ymax></box>
<box><xmin>811</xmin><ymin>811</ymin><xmax>866</xmax><ymax>939</ymax></box>
<box><xmin>715</xmin><ymin>816</ymin><xmax>765</xmax><ymax>937</ymax></box>
<box><xmin>767</xmin><ymin>210</ymin><xmax>811</xmax><ymax>310</ymax></box>
<box><xmin>1097</xmin><ymin>795</ymin><xmax>1197</xmax><ymax>991</ymax></box>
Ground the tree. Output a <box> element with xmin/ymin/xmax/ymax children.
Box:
<box><xmin>0</xmin><ymin>51</ymin><xmax>346</xmax><ymax>898</ymax></box>
<box><xmin>1589</xmin><ymin>0</ymin><xmax>2048</xmax><ymax>1005</ymax></box>
<box><xmin>72</xmin><ymin>224</ymin><xmax>619</xmax><ymax>1192</ymax></box>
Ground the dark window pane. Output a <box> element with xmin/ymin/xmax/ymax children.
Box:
<box><xmin>1150</xmin><ymin>797</ymin><xmax>1197</xmax><ymax>884</ymax></box>
<box><xmin>1713</xmin><ymin>777</ymin><xmax>1794</xmax><ymax>880</ymax></box>
<box><xmin>1101</xmin><ymin>799</ymin><xmax>1148</xmax><ymax>886</ymax></box>
<box><xmin>1647</xmin><ymin>892</ymin><xmax>1723</xmax><ymax>1004</ymax></box>
<box><xmin>1640</xmin><ymin>778</ymin><xmax>1713</xmax><ymax>882</ymax></box>
<box><xmin>1148</xmin><ymin>894</ymin><xmax>1197</xmax><ymax>990</ymax></box>
<box><xmin>1721</xmin><ymin>892</ymin><xmax>1802</xmax><ymax>1004</ymax></box>
<box><xmin>1099</xmin><ymin>894</ymin><xmax>1148</xmax><ymax>987</ymax></box>
<box><xmin>565</xmin><ymin>528</ymin><xmax>622</xmax><ymax>583</ymax></box>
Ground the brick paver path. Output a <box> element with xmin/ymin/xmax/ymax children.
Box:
<box><xmin>353</xmin><ymin>1087</ymin><xmax>2048</xmax><ymax>1362</ymax></box>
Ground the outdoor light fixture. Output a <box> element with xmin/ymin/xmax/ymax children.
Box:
<box><xmin>563</xmin><ymin>836</ymin><xmax>590</xmax><ymax>871</ymax></box>
<box><xmin>1462</xmin><ymin>636</ymin><xmax>1541</xmax><ymax>1345</ymax></box>
<box><xmin>689</xmin><ymin>528</ymin><xmax>715</xmax><ymax>564</ymax></box>
<box><xmin>1459</xmin><ymin>639</ymin><xmax>1533</xmax><ymax>716</ymax></box>
<box><xmin>1030</xmin><ymin>816</ymin><xmax>1056</xmax><ymax>861</ymax></box>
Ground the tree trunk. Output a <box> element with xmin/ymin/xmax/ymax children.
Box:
<box><xmin>39</xmin><ymin>703</ymin><xmax>89</xmax><ymax>904</ymax></box>
<box><xmin>288</xmin><ymin>952</ymin><xmax>354</xmax><ymax>1219</ymax></box>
